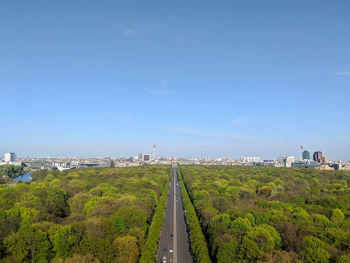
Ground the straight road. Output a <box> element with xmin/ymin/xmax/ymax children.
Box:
<box><xmin>157</xmin><ymin>165</ymin><xmax>193</xmax><ymax>263</ymax></box>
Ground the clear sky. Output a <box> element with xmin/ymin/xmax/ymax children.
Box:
<box><xmin>1</xmin><ymin>0</ymin><xmax>349</xmax><ymax>160</ymax></box>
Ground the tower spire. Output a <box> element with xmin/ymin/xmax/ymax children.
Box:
<box><xmin>153</xmin><ymin>143</ymin><xmax>156</xmax><ymax>161</ymax></box>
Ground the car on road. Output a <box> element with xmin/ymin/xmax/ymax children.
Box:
<box><xmin>162</xmin><ymin>256</ymin><xmax>167</xmax><ymax>263</ymax></box>
<box><xmin>169</xmin><ymin>248</ymin><xmax>173</xmax><ymax>253</ymax></box>
<box><xmin>170</xmin><ymin>234</ymin><xmax>173</xmax><ymax>240</ymax></box>
<box><xmin>165</xmin><ymin>232</ymin><xmax>168</xmax><ymax>237</ymax></box>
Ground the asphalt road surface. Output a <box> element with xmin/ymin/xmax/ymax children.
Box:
<box><xmin>157</xmin><ymin>166</ymin><xmax>193</xmax><ymax>263</ymax></box>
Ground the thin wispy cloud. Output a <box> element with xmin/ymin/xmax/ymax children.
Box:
<box><xmin>148</xmin><ymin>78</ymin><xmax>174</xmax><ymax>95</ymax></box>
<box><xmin>119</xmin><ymin>21</ymin><xmax>149</xmax><ymax>39</ymax></box>
<box><xmin>330</xmin><ymin>71</ymin><xmax>350</xmax><ymax>76</ymax></box>
<box><xmin>160</xmin><ymin>79</ymin><xmax>172</xmax><ymax>87</ymax></box>
<box><xmin>165</xmin><ymin>126</ymin><xmax>253</xmax><ymax>142</ymax></box>
<box><xmin>230</xmin><ymin>117</ymin><xmax>254</xmax><ymax>127</ymax></box>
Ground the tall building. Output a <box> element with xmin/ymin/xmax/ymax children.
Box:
<box><xmin>143</xmin><ymin>154</ymin><xmax>151</xmax><ymax>162</ymax></box>
<box><xmin>139</xmin><ymin>153</ymin><xmax>151</xmax><ymax>162</ymax></box>
<box><xmin>285</xmin><ymin>156</ymin><xmax>295</xmax><ymax>167</ymax></box>
<box><xmin>322</xmin><ymin>156</ymin><xmax>328</xmax><ymax>163</ymax></box>
<box><xmin>275</xmin><ymin>157</ymin><xmax>285</xmax><ymax>167</ymax></box>
<box><xmin>302</xmin><ymin>150</ymin><xmax>310</xmax><ymax>160</ymax></box>
<box><xmin>313</xmin><ymin>151</ymin><xmax>323</xmax><ymax>163</ymax></box>
<box><xmin>4</xmin><ymin>152</ymin><xmax>16</xmax><ymax>163</ymax></box>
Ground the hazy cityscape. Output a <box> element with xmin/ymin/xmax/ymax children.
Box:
<box><xmin>1</xmin><ymin>145</ymin><xmax>349</xmax><ymax>184</ymax></box>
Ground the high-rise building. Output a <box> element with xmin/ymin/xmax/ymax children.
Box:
<box><xmin>322</xmin><ymin>156</ymin><xmax>328</xmax><ymax>163</ymax></box>
<box><xmin>4</xmin><ymin>152</ymin><xmax>16</xmax><ymax>163</ymax></box>
<box><xmin>302</xmin><ymin>150</ymin><xmax>310</xmax><ymax>160</ymax></box>
<box><xmin>139</xmin><ymin>153</ymin><xmax>151</xmax><ymax>162</ymax></box>
<box><xmin>285</xmin><ymin>156</ymin><xmax>295</xmax><ymax>167</ymax></box>
<box><xmin>143</xmin><ymin>154</ymin><xmax>151</xmax><ymax>162</ymax></box>
<box><xmin>313</xmin><ymin>151</ymin><xmax>323</xmax><ymax>163</ymax></box>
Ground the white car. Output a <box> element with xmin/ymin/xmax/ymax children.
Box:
<box><xmin>162</xmin><ymin>256</ymin><xmax>167</xmax><ymax>263</ymax></box>
<box><xmin>169</xmin><ymin>248</ymin><xmax>173</xmax><ymax>253</ymax></box>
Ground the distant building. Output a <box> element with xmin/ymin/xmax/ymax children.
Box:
<box><xmin>329</xmin><ymin>163</ymin><xmax>342</xmax><ymax>170</ymax></box>
<box><xmin>292</xmin><ymin>160</ymin><xmax>320</xmax><ymax>169</ymax></box>
<box><xmin>143</xmin><ymin>154</ymin><xmax>150</xmax><ymax>162</ymax></box>
<box><xmin>139</xmin><ymin>153</ymin><xmax>151</xmax><ymax>162</ymax></box>
<box><xmin>302</xmin><ymin>150</ymin><xmax>310</xmax><ymax>160</ymax></box>
<box><xmin>285</xmin><ymin>156</ymin><xmax>295</xmax><ymax>167</ymax></box>
<box><xmin>313</xmin><ymin>151</ymin><xmax>323</xmax><ymax>163</ymax></box>
<box><xmin>317</xmin><ymin>165</ymin><xmax>334</xmax><ymax>171</ymax></box>
<box><xmin>275</xmin><ymin>157</ymin><xmax>285</xmax><ymax>167</ymax></box>
<box><xmin>262</xmin><ymin>160</ymin><xmax>275</xmax><ymax>166</ymax></box>
<box><xmin>322</xmin><ymin>156</ymin><xmax>328</xmax><ymax>163</ymax></box>
<box><xmin>4</xmin><ymin>152</ymin><xmax>16</xmax><ymax>163</ymax></box>
<box><xmin>240</xmin><ymin>157</ymin><xmax>261</xmax><ymax>163</ymax></box>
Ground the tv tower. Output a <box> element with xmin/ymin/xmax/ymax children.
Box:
<box><xmin>153</xmin><ymin>143</ymin><xmax>156</xmax><ymax>160</ymax></box>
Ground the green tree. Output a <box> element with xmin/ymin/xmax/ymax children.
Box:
<box><xmin>331</xmin><ymin>208</ymin><xmax>345</xmax><ymax>224</ymax></box>
<box><xmin>112</xmin><ymin>206</ymin><xmax>147</xmax><ymax>232</ymax></box>
<box><xmin>239</xmin><ymin>226</ymin><xmax>275</xmax><ymax>261</ymax></box>
<box><xmin>4</xmin><ymin>225</ymin><xmax>52</xmax><ymax>263</ymax></box>
<box><xmin>208</xmin><ymin>213</ymin><xmax>231</xmax><ymax>238</ymax></box>
<box><xmin>217</xmin><ymin>241</ymin><xmax>240</xmax><ymax>263</ymax></box>
<box><xmin>193</xmin><ymin>190</ymin><xmax>210</xmax><ymax>206</ymax></box>
<box><xmin>53</xmin><ymin>254</ymin><xmax>100</xmax><ymax>263</ymax></box>
<box><xmin>52</xmin><ymin>225</ymin><xmax>78</xmax><ymax>259</ymax></box>
<box><xmin>337</xmin><ymin>254</ymin><xmax>350</xmax><ymax>263</ymax></box>
<box><xmin>80</xmin><ymin>236</ymin><xmax>115</xmax><ymax>263</ymax></box>
<box><xmin>301</xmin><ymin>236</ymin><xmax>331</xmax><ymax>263</ymax></box>
<box><xmin>259</xmin><ymin>224</ymin><xmax>282</xmax><ymax>249</ymax></box>
<box><xmin>229</xmin><ymin>217</ymin><xmax>252</xmax><ymax>234</ymax></box>
<box><xmin>113</xmin><ymin>235</ymin><xmax>139</xmax><ymax>263</ymax></box>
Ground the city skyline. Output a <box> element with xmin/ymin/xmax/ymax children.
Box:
<box><xmin>1</xmin><ymin>1</ymin><xmax>350</xmax><ymax>159</ymax></box>
<box><xmin>0</xmin><ymin>148</ymin><xmax>341</xmax><ymax>163</ymax></box>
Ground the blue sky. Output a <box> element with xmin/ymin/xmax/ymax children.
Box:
<box><xmin>0</xmin><ymin>0</ymin><xmax>349</xmax><ymax>159</ymax></box>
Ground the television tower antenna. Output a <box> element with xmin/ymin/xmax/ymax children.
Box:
<box><xmin>153</xmin><ymin>143</ymin><xmax>156</xmax><ymax>161</ymax></box>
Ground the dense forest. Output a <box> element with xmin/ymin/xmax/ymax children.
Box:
<box><xmin>0</xmin><ymin>166</ymin><xmax>170</xmax><ymax>262</ymax></box>
<box><xmin>0</xmin><ymin>165</ymin><xmax>25</xmax><ymax>180</ymax></box>
<box><xmin>179</xmin><ymin>165</ymin><xmax>350</xmax><ymax>263</ymax></box>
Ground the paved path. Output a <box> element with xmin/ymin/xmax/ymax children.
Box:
<box><xmin>157</xmin><ymin>166</ymin><xmax>193</xmax><ymax>263</ymax></box>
